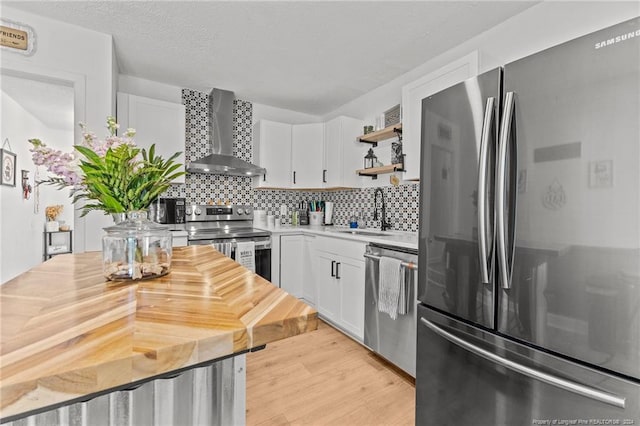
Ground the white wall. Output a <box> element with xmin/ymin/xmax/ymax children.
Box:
<box><xmin>119</xmin><ymin>75</ymin><xmax>183</xmax><ymax>104</ymax></box>
<box><xmin>321</xmin><ymin>1</ymin><xmax>638</xmax><ymax>189</ymax></box>
<box><xmin>324</xmin><ymin>2</ymin><xmax>638</xmax><ymax>124</ymax></box>
<box><xmin>253</xmin><ymin>102</ymin><xmax>322</xmax><ymax>125</ymax></box>
<box><xmin>1</xmin><ymin>6</ymin><xmax>116</xmax><ymax>254</ymax></box>
<box><xmin>0</xmin><ymin>93</ymin><xmax>74</xmax><ymax>283</ymax></box>
<box><xmin>119</xmin><ymin>75</ymin><xmax>324</xmax><ymax>126</ymax></box>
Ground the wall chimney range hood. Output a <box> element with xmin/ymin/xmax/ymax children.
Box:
<box><xmin>186</xmin><ymin>88</ymin><xmax>266</xmax><ymax>177</ymax></box>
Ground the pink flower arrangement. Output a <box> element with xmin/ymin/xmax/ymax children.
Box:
<box><xmin>28</xmin><ymin>116</ymin><xmax>184</xmax><ymax>216</ymax></box>
<box><xmin>29</xmin><ymin>116</ymin><xmax>136</xmax><ymax>189</ymax></box>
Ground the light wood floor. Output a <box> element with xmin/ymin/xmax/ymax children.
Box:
<box><xmin>246</xmin><ymin>320</ymin><xmax>416</xmax><ymax>425</ymax></box>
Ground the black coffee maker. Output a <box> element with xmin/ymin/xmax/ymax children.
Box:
<box><xmin>149</xmin><ymin>198</ymin><xmax>186</xmax><ymax>224</ymax></box>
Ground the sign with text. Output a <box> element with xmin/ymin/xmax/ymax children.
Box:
<box><xmin>1</xmin><ymin>25</ymin><xmax>28</xmax><ymax>50</ymax></box>
<box><xmin>0</xmin><ymin>19</ymin><xmax>35</xmax><ymax>55</ymax></box>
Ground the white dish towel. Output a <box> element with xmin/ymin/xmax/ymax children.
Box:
<box><xmin>235</xmin><ymin>241</ymin><xmax>256</xmax><ymax>273</ymax></box>
<box><xmin>378</xmin><ymin>256</ymin><xmax>403</xmax><ymax>320</ymax></box>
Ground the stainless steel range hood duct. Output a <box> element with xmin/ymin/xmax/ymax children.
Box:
<box><xmin>186</xmin><ymin>88</ymin><xmax>266</xmax><ymax>176</ymax></box>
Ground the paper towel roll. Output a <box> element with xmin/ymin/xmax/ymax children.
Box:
<box><xmin>324</xmin><ymin>202</ymin><xmax>334</xmax><ymax>224</ymax></box>
<box><xmin>254</xmin><ymin>210</ymin><xmax>267</xmax><ymax>228</ymax></box>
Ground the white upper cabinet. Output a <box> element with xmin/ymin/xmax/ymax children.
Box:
<box><xmin>253</xmin><ymin>119</ymin><xmax>292</xmax><ymax>188</ymax></box>
<box><xmin>401</xmin><ymin>51</ymin><xmax>478</xmax><ymax>181</ymax></box>
<box><xmin>324</xmin><ymin>116</ymin><xmax>363</xmax><ymax>188</ymax></box>
<box><xmin>254</xmin><ymin>117</ymin><xmax>362</xmax><ymax>189</ymax></box>
<box><xmin>116</xmin><ymin>93</ymin><xmax>186</xmax><ymax>183</ymax></box>
<box><xmin>291</xmin><ymin>123</ymin><xmax>324</xmax><ymax>188</ymax></box>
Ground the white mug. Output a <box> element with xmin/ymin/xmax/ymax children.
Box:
<box><xmin>309</xmin><ymin>211</ymin><xmax>324</xmax><ymax>226</ymax></box>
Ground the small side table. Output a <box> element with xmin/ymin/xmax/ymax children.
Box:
<box><xmin>43</xmin><ymin>230</ymin><xmax>73</xmax><ymax>260</ymax></box>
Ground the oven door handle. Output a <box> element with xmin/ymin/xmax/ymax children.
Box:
<box><xmin>253</xmin><ymin>240</ymin><xmax>271</xmax><ymax>250</ymax></box>
<box><xmin>189</xmin><ymin>239</ymin><xmax>271</xmax><ymax>250</ymax></box>
<box><xmin>231</xmin><ymin>240</ymin><xmax>271</xmax><ymax>250</ymax></box>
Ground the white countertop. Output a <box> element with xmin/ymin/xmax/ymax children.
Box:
<box><xmin>258</xmin><ymin>224</ymin><xmax>418</xmax><ymax>250</ymax></box>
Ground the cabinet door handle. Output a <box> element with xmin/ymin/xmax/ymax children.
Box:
<box><xmin>331</xmin><ymin>260</ymin><xmax>336</xmax><ymax>277</ymax></box>
<box><xmin>263</xmin><ymin>172</ymin><xmax>266</xmax><ymax>182</ymax></box>
<box><xmin>336</xmin><ymin>262</ymin><xmax>341</xmax><ymax>279</ymax></box>
<box><xmin>323</xmin><ymin>169</ymin><xmax>327</xmax><ymax>183</ymax></box>
<box><xmin>293</xmin><ymin>171</ymin><xmax>297</xmax><ymax>185</ymax></box>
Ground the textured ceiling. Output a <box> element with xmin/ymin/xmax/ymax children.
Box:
<box><xmin>4</xmin><ymin>1</ymin><xmax>538</xmax><ymax>115</ymax></box>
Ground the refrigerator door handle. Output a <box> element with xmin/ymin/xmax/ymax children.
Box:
<box><xmin>419</xmin><ymin>317</ymin><xmax>626</xmax><ymax>408</ymax></box>
<box><xmin>477</xmin><ymin>96</ymin><xmax>495</xmax><ymax>285</ymax></box>
<box><xmin>496</xmin><ymin>91</ymin><xmax>515</xmax><ymax>289</ymax></box>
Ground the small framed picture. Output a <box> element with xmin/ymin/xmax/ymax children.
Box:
<box><xmin>0</xmin><ymin>149</ymin><xmax>16</xmax><ymax>187</ymax></box>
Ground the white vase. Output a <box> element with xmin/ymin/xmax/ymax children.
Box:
<box><xmin>46</xmin><ymin>221</ymin><xmax>60</xmax><ymax>232</ymax></box>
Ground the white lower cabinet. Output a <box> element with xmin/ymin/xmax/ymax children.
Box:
<box><xmin>279</xmin><ymin>234</ymin><xmax>304</xmax><ymax>298</ymax></box>
<box><xmin>301</xmin><ymin>235</ymin><xmax>317</xmax><ymax>305</ymax></box>
<box><xmin>336</xmin><ymin>257</ymin><xmax>365</xmax><ymax>339</ymax></box>
<box><xmin>280</xmin><ymin>233</ymin><xmax>366</xmax><ymax>341</ymax></box>
<box><xmin>315</xmin><ymin>252</ymin><xmax>341</xmax><ymax>322</ymax></box>
<box><xmin>313</xmin><ymin>238</ymin><xmax>366</xmax><ymax>341</ymax></box>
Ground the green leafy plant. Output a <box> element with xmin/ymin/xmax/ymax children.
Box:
<box><xmin>30</xmin><ymin>117</ymin><xmax>185</xmax><ymax>216</ymax></box>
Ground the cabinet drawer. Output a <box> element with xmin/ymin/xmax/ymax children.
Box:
<box><xmin>314</xmin><ymin>236</ymin><xmax>366</xmax><ymax>261</ymax></box>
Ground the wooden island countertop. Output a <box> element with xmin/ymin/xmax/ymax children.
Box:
<box><xmin>0</xmin><ymin>245</ymin><xmax>317</xmax><ymax>420</ymax></box>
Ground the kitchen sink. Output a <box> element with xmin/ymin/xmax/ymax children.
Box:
<box><xmin>336</xmin><ymin>230</ymin><xmax>389</xmax><ymax>237</ymax></box>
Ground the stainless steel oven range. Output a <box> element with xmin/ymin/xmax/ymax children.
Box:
<box><xmin>186</xmin><ymin>204</ymin><xmax>271</xmax><ymax>281</ymax></box>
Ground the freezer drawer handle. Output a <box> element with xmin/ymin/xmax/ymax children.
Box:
<box><xmin>419</xmin><ymin>317</ymin><xmax>626</xmax><ymax>409</ymax></box>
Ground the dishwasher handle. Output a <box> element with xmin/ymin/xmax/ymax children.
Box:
<box><xmin>363</xmin><ymin>253</ymin><xmax>418</xmax><ymax>271</ymax></box>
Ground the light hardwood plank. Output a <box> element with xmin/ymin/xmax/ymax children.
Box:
<box><xmin>247</xmin><ymin>320</ymin><xmax>415</xmax><ymax>426</ymax></box>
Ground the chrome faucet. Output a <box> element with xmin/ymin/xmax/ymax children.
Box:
<box><xmin>373</xmin><ymin>187</ymin><xmax>390</xmax><ymax>231</ymax></box>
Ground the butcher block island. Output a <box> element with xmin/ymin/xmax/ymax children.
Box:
<box><xmin>0</xmin><ymin>245</ymin><xmax>317</xmax><ymax>424</ymax></box>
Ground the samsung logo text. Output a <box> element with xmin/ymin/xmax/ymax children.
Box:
<box><xmin>595</xmin><ymin>29</ymin><xmax>640</xmax><ymax>49</ymax></box>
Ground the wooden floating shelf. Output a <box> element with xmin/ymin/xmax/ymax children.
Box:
<box><xmin>356</xmin><ymin>163</ymin><xmax>404</xmax><ymax>179</ymax></box>
<box><xmin>358</xmin><ymin>123</ymin><xmax>402</xmax><ymax>146</ymax></box>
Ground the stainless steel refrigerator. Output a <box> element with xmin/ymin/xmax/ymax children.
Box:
<box><xmin>416</xmin><ymin>17</ymin><xmax>639</xmax><ymax>424</ymax></box>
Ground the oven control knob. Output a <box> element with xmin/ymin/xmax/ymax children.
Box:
<box><xmin>244</xmin><ymin>209</ymin><xmax>252</xmax><ymax>215</ymax></box>
<box><xmin>237</xmin><ymin>208</ymin><xmax>244</xmax><ymax>215</ymax></box>
<box><xmin>186</xmin><ymin>207</ymin><xmax>192</xmax><ymax>215</ymax></box>
<box><xmin>195</xmin><ymin>208</ymin><xmax>202</xmax><ymax>215</ymax></box>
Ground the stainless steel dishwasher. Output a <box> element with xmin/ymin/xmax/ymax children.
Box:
<box><xmin>364</xmin><ymin>243</ymin><xmax>418</xmax><ymax>377</ymax></box>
